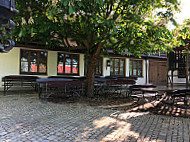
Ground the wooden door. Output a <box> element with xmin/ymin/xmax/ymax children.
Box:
<box><xmin>149</xmin><ymin>60</ymin><xmax>167</xmax><ymax>84</ymax></box>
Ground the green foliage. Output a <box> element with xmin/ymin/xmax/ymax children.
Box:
<box><xmin>168</xmin><ymin>19</ymin><xmax>190</xmax><ymax>50</ymax></box>
<box><xmin>13</xmin><ymin>0</ymin><xmax>180</xmax><ymax>55</ymax></box>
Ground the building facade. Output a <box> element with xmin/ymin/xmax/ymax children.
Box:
<box><xmin>0</xmin><ymin>46</ymin><xmax>168</xmax><ymax>86</ymax></box>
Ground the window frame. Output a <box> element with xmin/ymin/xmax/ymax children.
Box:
<box><xmin>177</xmin><ymin>51</ymin><xmax>186</xmax><ymax>78</ymax></box>
<box><xmin>129</xmin><ymin>59</ymin><xmax>143</xmax><ymax>77</ymax></box>
<box><xmin>110</xmin><ymin>58</ymin><xmax>125</xmax><ymax>76</ymax></box>
<box><xmin>57</xmin><ymin>52</ymin><xmax>80</xmax><ymax>76</ymax></box>
<box><xmin>20</xmin><ymin>49</ymin><xmax>48</xmax><ymax>75</ymax></box>
<box><xmin>95</xmin><ymin>57</ymin><xmax>103</xmax><ymax>76</ymax></box>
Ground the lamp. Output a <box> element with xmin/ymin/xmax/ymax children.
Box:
<box><xmin>0</xmin><ymin>0</ymin><xmax>18</xmax><ymax>53</ymax></box>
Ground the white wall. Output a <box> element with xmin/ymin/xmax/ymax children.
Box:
<box><xmin>79</xmin><ymin>54</ymin><xmax>85</xmax><ymax>76</ymax></box>
<box><xmin>47</xmin><ymin>51</ymin><xmax>57</xmax><ymax>76</ymax></box>
<box><xmin>136</xmin><ymin>59</ymin><xmax>149</xmax><ymax>85</ymax></box>
<box><xmin>134</xmin><ymin>60</ymin><xmax>147</xmax><ymax>85</ymax></box>
<box><xmin>168</xmin><ymin>70</ymin><xmax>186</xmax><ymax>83</ymax></box>
<box><xmin>0</xmin><ymin>48</ymin><xmax>20</xmax><ymax>86</ymax></box>
<box><xmin>103</xmin><ymin>57</ymin><xmax>110</xmax><ymax>77</ymax></box>
<box><xmin>125</xmin><ymin>58</ymin><xmax>130</xmax><ymax>76</ymax></box>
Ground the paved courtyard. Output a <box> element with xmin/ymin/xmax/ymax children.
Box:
<box><xmin>0</xmin><ymin>90</ymin><xmax>190</xmax><ymax>142</ymax></box>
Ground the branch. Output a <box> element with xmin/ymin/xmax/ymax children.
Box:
<box><xmin>111</xmin><ymin>40</ymin><xmax>123</xmax><ymax>48</ymax></box>
<box><xmin>114</xmin><ymin>2</ymin><xmax>121</xmax><ymax>16</ymax></box>
<box><xmin>106</xmin><ymin>0</ymin><xmax>113</xmax><ymax>19</ymax></box>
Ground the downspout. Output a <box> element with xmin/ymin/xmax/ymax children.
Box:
<box><xmin>145</xmin><ymin>55</ymin><xmax>148</xmax><ymax>84</ymax></box>
<box><xmin>186</xmin><ymin>51</ymin><xmax>189</xmax><ymax>88</ymax></box>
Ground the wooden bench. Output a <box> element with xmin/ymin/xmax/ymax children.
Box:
<box><xmin>2</xmin><ymin>75</ymin><xmax>39</xmax><ymax>95</ymax></box>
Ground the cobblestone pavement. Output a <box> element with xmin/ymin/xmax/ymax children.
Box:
<box><xmin>0</xmin><ymin>91</ymin><xmax>190</xmax><ymax>142</ymax></box>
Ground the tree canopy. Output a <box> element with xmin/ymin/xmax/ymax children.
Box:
<box><xmin>13</xmin><ymin>0</ymin><xmax>180</xmax><ymax>54</ymax></box>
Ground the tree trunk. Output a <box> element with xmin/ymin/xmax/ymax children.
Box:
<box><xmin>85</xmin><ymin>43</ymin><xmax>103</xmax><ymax>97</ymax></box>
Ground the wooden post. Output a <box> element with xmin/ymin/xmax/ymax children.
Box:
<box><xmin>171</xmin><ymin>70</ymin><xmax>173</xmax><ymax>88</ymax></box>
<box><xmin>145</xmin><ymin>58</ymin><xmax>148</xmax><ymax>84</ymax></box>
<box><xmin>167</xmin><ymin>53</ymin><xmax>169</xmax><ymax>88</ymax></box>
<box><xmin>186</xmin><ymin>52</ymin><xmax>189</xmax><ymax>88</ymax></box>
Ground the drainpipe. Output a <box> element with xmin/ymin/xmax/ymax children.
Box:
<box><xmin>145</xmin><ymin>55</ymin><xmax>148</xmax><ymax>84</ymax></box>
<box><xmin>186</xmin><ymin>52</ymin><xmax>189</xmax><ymax>88</ymax></box>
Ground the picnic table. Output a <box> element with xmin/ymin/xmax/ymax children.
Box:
<box><xmin>129</xmin><ymin>85</ymin><xmax>190</xmax><ymax>105</ymax></box>
<box><xmin>129</xmin><ymin>84</ymin><xmax>162</xmax><ymax>101</ymax></box>
<box><xmin>140</xmin><ymin>87</ymin><xmax>163</xmax><ymax>100</ymax></box>
<box><xmin>94</xmin><ymin>77</ymin><xmax>136</xmax><ymax>96</ymax></box>
<box><xmin>36</xmin><ymin>78</ymin><xmax>85</xmax><ymax>100</ymax></box>
<box><xmin>105</xmin><ymin>76</ymin><xmax>138</xmax><ymax>80</ymax></box>
<box><xmin>2</xmin><ymin>75</ymin><xmax>39</xmax><ymax>95</ymax></box>
<box><xmin>48</xmin><ymin>76</ymin><xmax>86</xmax><ymax>81</ymax></box>
<box><xmin>129</xmin><ymin>84</ymin><xmax>157</xmax><ymax>94</ymax></box>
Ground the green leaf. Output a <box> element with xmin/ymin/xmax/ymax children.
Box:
<box><xmin>99</xmin><ymin>0</ymin><xmax>103</xmax><ymax>5</ymax></box>
<box><xmin>60</xmin><ymin>19</ymin><xmax>64</xmax><ymax>24</ymax></box>
<box><xmin>63</xmin><ymin>0</ymin><xmax>68</xmax><ymax>6</ymax></box>
<box><xmin>181</xmin><ymin>39</ymin><xmax>185</xmax><ymax>46</ymax></box>
<box><xmin>77</xmin><ymin>2</ymin><xmax>84</xmax><ymax>7</ymax></box>
<box><xmin>96</xmin><ymin>0</ymin><xmax>100</xmax><ymax>4</ymax></box>
<box><xmin>18</xmin><ymin>30</ymin><xmax>23</xmax><ymax>37</ymax></box>
<box><xmin>69</xmin><ymin>6</ymin><xmax>74</xmax><ymax>14</ymax></box>
<box><xmin>110</xmin><ymin>36</ymin><xmax>117</xmax><ymax>43</ymax></box>
<box><xmin>48</xmin><ymin>10</ymin><xmax>54</xmax><ymax>20</ymax></box>
<box><xmin>182</xmin><ymin>28</ymin><xmax>187</xmax><ymax>34</ymax></box>
<box><xmin>168</xmin><ymin>31</ymin><xmax>173</xmax><ymax>39</ymax></box>
<box><xmin>170</xmin><ymin>18</ymin><xmax>178</xmax><ymax>27</ymax></box>
<box><xmin>96</xmin><ymin>0</ymin><xmax>103</xmax><ymax>6</ymax></box>
<box><xmin>31</xmin><ymin>27</ymin><xmax>34</xmax><ymax>34</ymax></box>
<box><xmin>160</xmin><ymin>32</ymin><xmax>164</xmax><ymax>38</ymax></box>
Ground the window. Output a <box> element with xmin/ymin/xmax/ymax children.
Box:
<box><xmin>84</xmin><ymin>57</ymin><xmax>103</xmax><ymax>76</ymax></box>
<box><xmin>95</xmin><ymin>58</ymin><xmax>103</xmax><ymax>76</ymax></box>
<box><xmin>178</xmin><ymin>54</ymin><xmax>186</xmax><ymax>78</ymax></box>
<box><xmin>20</xmin><ymin>49</ymin><xmax>47</xmax><ymax>74</ymax></box>
<box><xmin>57</xmin><ymin>53</ymin><xmax>79</xmax><ymax>75</ymax></box>
<box><xmin>129</xmin><ymin>59</ymin><xmax>143</xmax><ymax>77</ymax></box>
<box><xmin>110</xmin><ymin>58</ymin><xmax>125</xmax><ymax>76</ymax></box>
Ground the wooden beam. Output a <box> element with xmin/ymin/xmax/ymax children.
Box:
<box><xmin>145</xmin><ymin>58</ymin><xmax>148</xmax><ymax>84</ymax></box>
<box><xmin>171</xmin><ymin>70</ymin><xmax>173</xmax><ymax>88</ymax></box>
<box><xmin>166</xmin><ymin>53</ymin><xmax>169</xmax><ymax>88</ymax></box>
<box><xmin>186</xmin><ymin>52</ymin><xmax>189</xmax><ymax>88</ymax></box>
